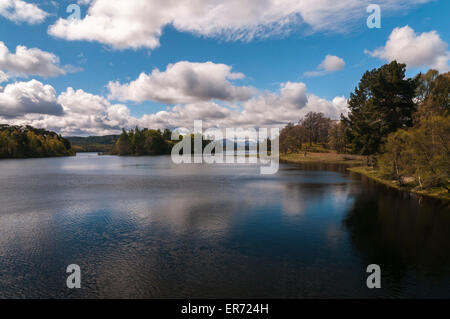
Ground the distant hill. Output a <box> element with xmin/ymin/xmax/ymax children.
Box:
<box><xmin>66</xmin><ymin>135</ymin><xmax>119</xmax><ymax>153</ymax></box>
<box><xmin>0</xmin><ymin>124</ymin><xmax>74</xmax><ymax>158</ymax></box>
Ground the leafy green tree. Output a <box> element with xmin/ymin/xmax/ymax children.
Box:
<box><xmin>113</xmin><ymin>129</ymin><xmax>132</xmax><ymax>155</ymax></box>
<box><xmin>379</xmin><ymin>115</ymin><xmax>449</xmax><ymax>190</ymax></box>
<box><xmin>378</xmin><ymin>129</ymin><xmax>413</xmax><ymax>184</ymax></box>
<box><xmin>343</xmin><ymin>61</ymin><xmax>417</xmax><ymax>155</ymax></box>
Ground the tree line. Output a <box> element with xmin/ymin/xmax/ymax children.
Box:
<box><xmin>0</xmin><ymin>125</ymin><xmax>75</xmax><ymax>158</ymax></box>
<box><xmin>110</xmin><ymin>127</ymin><xmax>175</xmax><ymax>156</ymax></box>
<box><xmin>110</xmin><ymin>127</ymin><xmax>271</xmax><ymax>156</ymax></box>
<box><xmin>280</xmin><ymin>61</ymin><xmax>449</xmax><ymax>191</ymax></box>
<box><xmin>108</xmin><ymin>127</ymin><xmax>213</xmax><ymax>156</ymax></box>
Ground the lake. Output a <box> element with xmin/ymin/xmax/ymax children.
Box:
<box><xmin>0</xmin><ymin>153</ymin><xmax>449</xmax><ymax>298</ymax></box>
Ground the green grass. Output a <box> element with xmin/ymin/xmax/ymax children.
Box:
<box><xmin>280</xmin><ymin>151</ymin><xmax>364</xmax><ymax>165</ymax></box>
<box><xmin>348</xmin><ymin>166</ymin><xmax>450</xmax><ymax>202</ymax></box>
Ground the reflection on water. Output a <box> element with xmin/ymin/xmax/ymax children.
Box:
<box><xmin>0</xmin><ymin>153</ymin><xmax>448</xmax><ymax>298</ymax></box>
<box><xmin>344</xmin><ymin>183</ymin><xmax>450</xmax><ymax>296</ymax></box>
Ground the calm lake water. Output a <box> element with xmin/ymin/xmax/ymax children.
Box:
<box><xmin>0</xmin><ymin>153</ymin><xmax>449</xmax><ymax>298</ymax></box>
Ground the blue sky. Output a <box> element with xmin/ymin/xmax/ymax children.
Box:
<box><xmin>0</xmin><ymin>0</ymin><xmax>448</xmax><ymax>135</ymax></box>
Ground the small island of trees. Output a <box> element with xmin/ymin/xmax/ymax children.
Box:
<box><xmin>110</xmin><ymin>128</ymin><xmax>175</xmax><ymax>156</ymax></box>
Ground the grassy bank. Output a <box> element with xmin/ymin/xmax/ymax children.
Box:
<box><xmin>280</xmin><ymin>152</ymin><xmax>364</xmax><ymax>165</ymax></box>
<box><xmin>348</xmin><ymin>166</ymin><xmax>450</xmax><ymax>201</ymax></box>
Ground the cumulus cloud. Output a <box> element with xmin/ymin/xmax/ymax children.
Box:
<box><xmin>319</xmin><ymin>55</ymin><xmax>346</xmax><ymax>72</ymax></box>
<box><xmin>108</xmin><ymin>61</ymin><xmax>254</xmax><ymax>104</ymax></box>
<box><xmin>48</xmin><ymin>0</ymin><xmax>431</xmax><ymax>50</ymax></box>
<box><xmin>232</xmin><ymin>83</ymin><xmax>347</xmax><ymax>127</ymax></box>
<box><xmin>366</xmin><ymin>26</ymin><xmax>449</xmax><ymax>72</ymax></box>
<box><xmin>0</xmin><ymin>70</ymin><xmax>8</xmax><ymax>83</ymax></box>
<box><xmin>139</xmin><ymin>81</ymin><xmax>348</xmax><ymax>130</ymax></box>
<box><xmin>0</xmin><ymin>0</ymin><xmax>47</xmax><ymax>24</ymax></box>
<box><xmin>54</xmin><ymin>88</ymin><xmax>134</xmax><ymax>135</ymax></box>
<box><xmin>304</xmin><ymin>54</ymin><xmax>345</xmax><ymax>77</ymax></box>
<box><xmin>1</xmin><ymin>87</ymin><xmax>135</xmax><ymax>136</ymax></box>
<box><xmin>0</xmin><ymin>79</ymin><xmax>63</xmax><ymax>118</ymax></box>
<box><xmin>1</xmin><ymin>80</ymin><xmax>348</xmax><ymax>135</ymax></box>
<box><xmin>0</xmin><ymin>41</ymin><xmax>73</xmax><ymax>78</ymax></box>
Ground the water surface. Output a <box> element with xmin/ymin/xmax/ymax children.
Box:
<box><xmin>0</xmin><ymin>153</ymin><xmax>449</xmax><ymax>298</ymax></box>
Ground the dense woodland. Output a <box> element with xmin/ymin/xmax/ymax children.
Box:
<box><xmin>0</xmin><ymin>125</ymin><xmax>74</xmax><ymax>158</ymax></box>
<box><xmin>280</xmin><ymin>61</ymin><xmax>449</xmax><ymax>192</ymax></box>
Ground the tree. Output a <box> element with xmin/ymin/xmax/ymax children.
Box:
<box><xmin>279</xmin><ymin>123</ymin><xmax>304</xmax><ymax>154</ymax></box>
<box><xmin>414</xmin><ymin>70</ymin><xmax>449</xmax><ymax>123</ymax></box>
<box><xmin>378</xmin><ymin>129</ymin><xmax>413</xmax><ymax>185</ymax></box>
<box><xmin>329</xmin><ymin>121</ymin><xmax>348</xmax><ymax>154</ymax></box>
<box><xmin>302</xmin><ymin>112</ymin><xmax>331</xmax><ymax>146</ymax></box>
<box><xmin>114</xmin><ymin>129</ymin><xmax>132</xmax><ymax>155</ymax></box>
<box><xmin>343</xmin><ymin>61</ymin><xmax>417</xmax><ymax>155</ymax></box>
<box><xmin>379</xmin><ymin>115</ymin><xmax>449</xmax><ymax>190</ymax></box>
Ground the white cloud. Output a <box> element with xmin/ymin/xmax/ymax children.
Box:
<box><xmin>1</xmin><ymin>87</ymin><xmax>136</xmax><ymax>136</ymax></box>
<box><xmin>366</xmin><ymin>26</ymin><xmax>449</xmax><ymax>72</ymax></box>
<box><xmin>319</xmin><ymin>55</ymin><xmax>346</xmax><ymax>72</ymax></box>
<box><xmin>54</xmin><ymin>87</ymin><xmax>134</xmax><ymax>135</ymax></box>
<box><xmin>0</xmin><ymin>70</ymin><xmax>8</xmax><ymax>83</ymax></box>
<box><xmin>304</xmin><ymin>54</ymin><xmax>345</xmax><ymax>77</ymax></box>
<box><xmin>0</xmin><ymin>41</ymin><xmax>73</xmax><ymax>78</ymax></box>
<box><xmin>1</xmin><ymin>80</ymin><xmax>348</xmax><ymax>135</ymax></box>
<box><xmin>0</xmin><ymin>79</ymin><xmax>63</xmax><ymax>118</ymax></box>
<box><xmin>108</xmin><ymin>61</ymin><xmax>254</xmax><ymax>104</ymax></box>
<box><xmin>48</xmin><ymin>0</ymin><xmax>431</xmax><ymax>50</ymax></box>
<box><xmin>0</xmin><ymin>0</ymin><xmax>47</xmax><ymax>24</ymax></box>
<box><xmin>139</xmin><ymin>81</ymin><xmax>348</xmax><ymax>130</ymax></box>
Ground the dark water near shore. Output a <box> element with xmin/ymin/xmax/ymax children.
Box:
<box><xmin>0</xmin><ymin>153</ymin><xmax>449</xmax><ymax>298</ymax></box>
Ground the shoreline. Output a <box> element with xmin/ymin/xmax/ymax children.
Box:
<box><xmin>279</xmin><ymin>152</ymin><xmax>449</xmax><ymax>202</ymax></box>
<box><xmin>0</xmin><ymin>154</ymin><xmax>76</xmax><ymax>160</ymax></box>
<box><xmin>348</xmin><ymin>166</ymin><xmax>450</xmax><ymax>202</ymax></box>
<box><xmin>280</xmin><ymin>152</ymin><xmax>364</xmax><ymax>165</ymax></box>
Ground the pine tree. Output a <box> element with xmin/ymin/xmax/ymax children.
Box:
<box><xmin>343</xmin><ymin>61</ymin><xmax>417</xmax><ymax>155</ymax></box>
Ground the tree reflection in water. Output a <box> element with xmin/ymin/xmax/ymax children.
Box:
<box><xmin>344</xmin><ymin>181</ymin><xmax>450</xmax><ymax>284</ymax></box>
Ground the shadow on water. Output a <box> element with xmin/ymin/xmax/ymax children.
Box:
<box><xmin>344</xmin><ymin>174</ymin><xmax>450</xmax><ymax>296</ymax></box>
